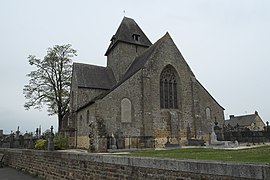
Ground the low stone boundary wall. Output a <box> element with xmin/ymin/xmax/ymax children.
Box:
<box><xmin>0</xmin><ymin>148</ymin><xmax>269</xmax><ymax>179</ymax></box>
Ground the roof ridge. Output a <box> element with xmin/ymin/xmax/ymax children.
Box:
<box><xmin>232</xmin><ymin>114</ymin><xmax>255</xmax><ymax>118</ymax></box>
<box><xmin>73</xmin><ymin>62</ymin><xmax>107</xmax><ymax>69</ymax></box>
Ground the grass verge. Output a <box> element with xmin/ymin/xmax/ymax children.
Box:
<box><xmin>126</xmin><ymin>145</ymin><xmax>270</xmax><ymax>164</ymax></box>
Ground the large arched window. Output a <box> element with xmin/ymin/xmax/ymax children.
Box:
<box><xmin>160</xmin><ymin>66</ymin><xmax>178</xmax><ymax>109</ymax></box>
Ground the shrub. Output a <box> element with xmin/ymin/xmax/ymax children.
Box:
<box><xmin>35</xmin><ymin>139</ymin><xmax>46</xmax><ymax>150</ymax></box>
<box><xmin>54</xmin><ymin>135</ymin><xmax>68</xmax><ymax>150</ymax></box>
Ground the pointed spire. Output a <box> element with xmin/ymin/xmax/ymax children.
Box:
<box><xmin>105</xmin><ymin>17</ymin><xmax>152</xmax><ymax>55</ymax></box>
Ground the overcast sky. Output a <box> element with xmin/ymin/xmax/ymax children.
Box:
<box><xmin>1</xmin><ymin>0</ymin><xmax>269</xmax><ymax>134</ymax></box>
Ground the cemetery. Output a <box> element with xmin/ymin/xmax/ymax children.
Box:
<box><xmin>0</xmin><ymin>121</ymin><xmax>270</xmax><ymax>179</ymax></box>
<box><xmin>1</xmin><ymin>120</ymin><xmax>270</xmax><ymax>151</ymax></box>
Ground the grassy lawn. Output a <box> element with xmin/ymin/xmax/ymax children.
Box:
<box><xmin>126</xmin><ymin>145</ymin><xmax>270</xmax><ymax>164</ymax></box>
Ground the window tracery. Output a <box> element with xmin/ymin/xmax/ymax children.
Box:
<box><xmin>160</xmin><ymin>66</ymin><xmax>178</xmax><ymax>109</ymax></box>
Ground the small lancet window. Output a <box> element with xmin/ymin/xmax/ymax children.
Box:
<box><xmin>206</xmin><ymin>107</ymin><xmax>211</xmax><ymax>120</ymax></box>
<box><xmin>121</xmin><ymin>98</ymin><xmax>132</xmax><ymax>123</ymax></box>
<box><xmin>132</xmin><ymin>34</ymin><xmax>140</xmax><ymax>41</ymax></box>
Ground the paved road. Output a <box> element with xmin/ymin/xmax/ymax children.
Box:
<box><xmin>0</xmin><ymin>167</ymin><xmax>39</xmax><ymax>180</ymax></box>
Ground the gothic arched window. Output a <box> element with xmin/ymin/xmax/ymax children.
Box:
<box><xmin>160</xmin><ymin>66</ymin><xmax>178</xmax><ymax>109</ymax></box>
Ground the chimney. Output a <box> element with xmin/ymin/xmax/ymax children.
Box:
<box><xmin>255</xmin><ymin>111</ymin><xmax>258</xmax><ymax>115</ymax></box>
<box><xmin>229</xmin><ymin>115</ymin><xmax>234</xmax><ymax>119</ymax></box>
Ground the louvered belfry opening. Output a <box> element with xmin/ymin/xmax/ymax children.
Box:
<box><xmin>160</xmin><ymin>66</ymin><xmax>178</xmax><ymax>109</ymax></box>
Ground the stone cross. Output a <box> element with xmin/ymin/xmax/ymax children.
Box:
<box><xmin>47</xmin><ymin>126</ymin><xmax>54</xmax><ymax>151</ymax></box>
<box><xmin>110</xmin><ymin>133</ymin><xmax>117</xmax><ymax>150</ymax></box>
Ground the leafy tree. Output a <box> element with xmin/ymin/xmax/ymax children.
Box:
<box><xmin>23</xmin><ymin>44</ymin><xmax>76</xmax><ymax>132</ymax></box>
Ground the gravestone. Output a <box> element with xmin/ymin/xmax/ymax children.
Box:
<box><xmin>9</xmin><ymin>132</ymin><xmax>15</xmax><ymax>148</ymax></box>
<box><xmin>110</xmin><ymin>133</ymin><xmax>117</xmax><ymax>150</ymax></box>
<box><xmin>47</xmin><ymin>126</ymin><xmax>54</xmax><ymax>151</ymax></box>
<box><xmin>115</xmin><ymin>129</ymin><xmax>125</xmax><ymax>149</ymax></box>
<box><xmin>88</xmin><ymin>121</ymin><xmax>95</xmax><ymax>152</ymax></box>
<box><xmin>28</xmin><ymin>135</ymin><xmax>34</xmax><ymax>149</ymax></box>
<box><xmin>14</xmin><ymin>126</ymin><xmax>20</xmax><ymax>148</ymax></box>
<box><xmin>35</xmin><ymin>128</ymin><xmax>39</xmax><ymax>138</ymax></box>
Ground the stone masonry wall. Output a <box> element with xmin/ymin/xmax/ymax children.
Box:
<box><xmin>75</xmin><ymin>70</ymin><xmax>144</xmax><ymax>149</ymax></box>
<box><xmin>95</xmin><ymin>71</ymin><xmax>144</xmax><ymax>137</ymax></box>
<box><xmin>145</xmin><ymin>33</ymin><xmax>225</xmax><ymax>140</ymax></box>
<box><xmin>194</xmin><ymin>80</ymin><xmax>225</xmax><ymax>135</ymax></box>
<box><xmin>143</xmin><ymin>34</ymin><xmax>196</xmax><ymax>141</ymax></box>
<box><xmin>0</xmin><ymin>148</ymin><xmax>269</xmax><ymax>180</ymax></box>
<box><xmin>107</xmin><ymin>42</ymin><xmax>148</xmax><ymax>82</ymax></box>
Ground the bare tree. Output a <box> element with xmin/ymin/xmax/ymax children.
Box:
<box><xmin>23</xmin><ymin>44</ymin><xmax>76</xmax><ymax>132</ymax></box>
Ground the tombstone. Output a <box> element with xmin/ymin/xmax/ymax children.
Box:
<box><xmin>28</xmin><ymin>134</ymin><xmax>34</xmax><ymax>149</ymax></box>
<box><xmin>97</xmin><ymin>137</ymin><xmax>107</xmax><ymax>152</ymax></box>
<box><xmin>0</xmin><ymin>130</ymin><xmax>3</xmax><ymax>137</ymax></box>
<box><xmin>9</xmin><ymin>132</ymin><xmax>15</xmax><ymax>148</ymax></box>
<box><xmin>165</xmin><ymin>136</ymin><xmax>172</xmax><ymax>146</ymax></box>
<box><xmin>19</xmin><ymin>135</ymin><xmax>24</xmax><ymax>148</ymax></box>
<box><xmin>115</xmin><ymin>129</ymin><xmax>125</xmax><ymax>149</ymax></box>
<box><xmin>47</xmin><ymin>126</ymin><xmax>54</xmax><ymax>151</ymax></box>
<box><xmin>38</xmin><ymin>126</ymin><xmax>42</xmax><ymax>138</ymax></box>
<box><xmin>187</xmin><ymin>125</ymin><xmax>205</xmax><ymax>146</ymax></box>
<box><xmin>210</xmin><ymin>123</ymin><xmax>218</xmax><ymax>144</ymax></box>
<box><xmin>186</xmin><ymin>124</ymin><xmax>191</xmax><ymax>140</ymax></box>
<box><xmin>110</xmin><ymin>133</ymin><xmax>117</xmax><ymax>150</ymax></box>
<box><xmin>88</xmin><ymin>121</ymin><xmax>96</xmax><ymax>152</ymax></box>
<box><xmin>35</xmin><ymin>128</ymin><xmax>39</xmax><ymax>138</ymax></box>
<box><xmin>14</xmin><ymin>126</ymin><xmax>20</xmax><ymax>148</ymax></box>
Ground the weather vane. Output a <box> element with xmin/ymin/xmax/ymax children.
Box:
<box><xmin>123</xmin><ymin>10</ymin><xmax>126</xmax><ymax>17</ymax></box>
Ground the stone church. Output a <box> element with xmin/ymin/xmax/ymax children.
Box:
<box><xmin>67</xmin><ymin>17</ymin><xmax>225</xmax><ymax>150</ymax></box>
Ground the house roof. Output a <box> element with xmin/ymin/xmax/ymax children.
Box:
<box><xmin>73</xmin><ymin>63</ymin><xmax>116</xmax><ymax>90</ymax></box>
<box><xmin>105</xmin><ymin>17</ymin><xmax>152</xmax><ymax>55</ymax></box>
<box><xmin>225</xmin><ymin>114</ymin><xmax>256</xmax><ymax>127</ymax></box>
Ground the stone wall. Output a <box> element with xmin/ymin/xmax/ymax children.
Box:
<box><xmin>107</xmin><ymin>41</ymin><xmax>148</xmax><ymax>82</ymax></box>
<box><xmin>194</xmin><ymin>79</ymin><xmax>225</xmax><ymax>132</ymax></box>
<box><xmin>0</xmin><ymin>148</ymin><xmax>269</xmax><ymax>180</ymax></box>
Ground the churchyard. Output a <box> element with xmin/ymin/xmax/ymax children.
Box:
<box><xmin>127</xmin><ymin>145</ymin><xmax>270</xmax><ymax>164</ymax></box>
<box><xmin>1</xmin><ymin>124</ymin><xmax>270</xmax><ymax>179</ymax></box>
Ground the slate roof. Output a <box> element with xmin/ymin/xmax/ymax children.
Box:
<box><xmin>225</xmin><ymin>114</ymin><xmax>256</xmax><ymax>127</ymax></box>
<box><xmin>73</xmin><ymin>63</ymin><xmax>116</xmax><ymax>90</ymax></box>
<box><xmin>105</xmin><ymin>17</ymin><xmax>152</xmax><ymax>55</ymax></box>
